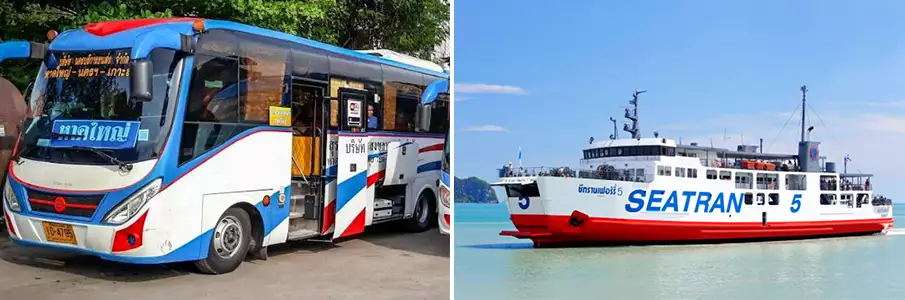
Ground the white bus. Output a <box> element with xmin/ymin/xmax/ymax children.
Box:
<box><xmin>0</xmin><ymin>18</ymin><xmax>449</xmax><ymax>274</ymax></box>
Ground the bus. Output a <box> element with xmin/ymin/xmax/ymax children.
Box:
<box><xmin>418</xmin><ymin>79</ymin><xmax>450</xmax><ymax>235</ymax></box>
<box><xmin>0</xmin><ymin>17</ymin><xmax>449</xmax><ymax>274</ymax></box>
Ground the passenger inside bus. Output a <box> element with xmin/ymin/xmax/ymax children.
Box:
<box><xmin>367</xmin><ymin>104</ymin><xmax>378</xmax><ymax>129</ymax></box>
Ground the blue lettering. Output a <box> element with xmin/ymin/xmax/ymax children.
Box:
<box><xmin>709</xmin><ymin>193</ymin><xmax>725</xmax><ymax>213</ymax></box>
<box><xmin>625</xmin><ymin>189</ymin><xmax>646</xmax><ymax>213</ymax></box>
<box><xmin>681</xmin><ymin>191</ymin><xmax>696</xmax><ymax>212</ymax></box>
<box><xmin>791</xmin><ymin>194</ymin><xmax>802</xmax><ymax>213</ymax></box>
<box><xmin>662</xmin><ymin>191</ymin><xmax>679</xmax><ymax>212</ymax></box>
<box><xmin>727</xmin><ymin>193</ymin><xmax>743</xmax><ymax>213</ymax></box>
<box><xmin>695</xmin><ymin>192</ymin><xmax>711</xmax><ymax>213</ymax></box>
<box><xmin>626</xmin><ymin>190</ymin><xmax>751</xmax><ymax>214</ymax></box>
<box><xmin>646</xmin><ymin>190</ymin><xmax>665</xmax><ymax>212</ymax></box>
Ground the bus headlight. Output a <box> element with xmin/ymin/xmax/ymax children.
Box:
<box><xmin>103</xmin><ymin>178</ymin><xmax>161</xmax><ymax>225</ymax></box>
<box><xmin>3</xmin><ymin>181</ymin><xmax>21</xmax><ymax>212</ymax></box>
<box><xmin>439</xmin><ymin>185</ymin><xmax>450</xmax><ymax>208</ymax></box>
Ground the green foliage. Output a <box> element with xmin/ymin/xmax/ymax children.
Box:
<box><xmin>454</xmin><ymin>176</ymin><xmax>500</xmax><ymax>204</ymax></box>
<box><xmin>0</xmin><ymin>0</ymin><xmax>448</xmax><ymax>91</ymax></box>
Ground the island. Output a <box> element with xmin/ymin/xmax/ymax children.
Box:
<box><xmin>454</xmin><ymin>176</ymin><xmax>499</xmax><ymax>204</ymax></box>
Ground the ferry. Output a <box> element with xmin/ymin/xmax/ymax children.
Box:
<box><xmin>493</xmin><ymin>87</ymin><xmax>894</xmax><ymax>247</ymax></box>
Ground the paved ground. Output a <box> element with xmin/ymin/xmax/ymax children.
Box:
<box><xmin>0</xmin><ymin>224</ymin><xmax>449</xmax><ymax>300</ymax></box>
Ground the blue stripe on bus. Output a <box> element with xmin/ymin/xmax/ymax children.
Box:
<box><xmin>417</xmin><ymin>161</ymin><xmax>442</xmax><ymax>173</ymax></box>
<box><xmin>335</xmin><ymin>171</ymin><xmax>367</xmax><ymax>213</ymax></box>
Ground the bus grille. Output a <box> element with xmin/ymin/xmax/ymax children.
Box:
<box><xmin>26</xmin><ymin>189</ymin><xmax>104</xmax><ymax>218</ymax></box>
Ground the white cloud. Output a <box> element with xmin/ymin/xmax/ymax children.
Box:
<box><xmin>455</xmin><ymin>83</ymin><xmax>527</xmax><ymax>95</ymax></box>
<box><xmin>454</xmin><ymin>96</ymin><xmax>469</xmax><ymax>101</ymax></box>
<box><xmin>466</xmin><ymin>125</ymin><xmax>509</xmax><ymax>132</ymax></box>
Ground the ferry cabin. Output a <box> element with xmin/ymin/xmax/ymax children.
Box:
<box><xmin>0</xmin><ymin>18</ymin><xmax>448</xmax><ymax>274</ymax></box>
<box><xmin>578</xmin><ymin>138</ymin><xmax>881</xmax><ymax>217</ymax></box>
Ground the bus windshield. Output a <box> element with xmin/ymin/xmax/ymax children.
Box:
<box><xmin>16</xmin><ymin>48</ymin><xmax>181</xmax><ymax>165</ymax></box>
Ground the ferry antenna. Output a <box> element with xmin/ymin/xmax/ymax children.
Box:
<box><xmin>800</xmin><ymin>85</ymin><xmax>807</xmax><ymax>143</ymax></box>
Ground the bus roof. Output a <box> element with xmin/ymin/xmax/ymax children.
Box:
<box><xmin>48</xmin><ymin>18</ymin><xmax>449</xmax><ymax>79</ymax></box>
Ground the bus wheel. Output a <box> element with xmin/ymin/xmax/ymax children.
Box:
<box><xmin>405</xmin><ymin>192</ymin><xmax>433</xmax><ymax>232</ymax></box>
<box><xmin>195</xmin><ymin>207</ymin><xmax>252</xmax><ymax>274</ymax></box>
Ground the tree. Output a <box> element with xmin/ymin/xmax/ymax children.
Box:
<box><xmin>0</xmin><ymin>0</ymin><xmax>449</xmax><ymax>91</ymax></box>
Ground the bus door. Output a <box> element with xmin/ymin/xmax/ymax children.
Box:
<box><xmin>287</xmin><ymin>79</ymin><xmax>328</xmax><ymax>240</ymax></box>
<box><xmin>333</xmin><ymin>88</ymin><xmax>370</xmax><ymax>239</ymax></box>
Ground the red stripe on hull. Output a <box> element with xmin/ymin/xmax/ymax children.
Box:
<box><xmin>503</xmin><ymin>213</ymin><xmax>893</xmax><ymax>247</ymax></box>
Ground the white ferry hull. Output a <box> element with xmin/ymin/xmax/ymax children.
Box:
<box><xmin>496</xmin><ymin>176</ymin><xmax>893</xmax><ymax>247</ymax></box>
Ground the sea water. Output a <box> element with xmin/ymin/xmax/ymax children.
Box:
<box><xmin>454</xmin><ymin>203</ymin><xmax>905</xmax><ymax>300</ymax></box>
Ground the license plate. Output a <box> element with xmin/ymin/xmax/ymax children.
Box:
<box><xmin>42</xmin><ymin>222</ymin><xmax>77</xmax><ymax>245</ymax></box>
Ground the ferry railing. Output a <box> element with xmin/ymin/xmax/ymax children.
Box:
<box><xmin>497</xmin><ymin>166</ymin><xmax>655</xmax><ymax>183</ymax></box>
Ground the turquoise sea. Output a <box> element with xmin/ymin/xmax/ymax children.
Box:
<box><xmin>454</xmin><ymin>203</ymin><xmax>905</xmax><ymax>300</ymax></box>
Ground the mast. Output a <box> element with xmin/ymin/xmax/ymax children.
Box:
<box><xmin>623</xmin><ymin>88</ymin><xmax>645</xmax><ymax>140</ymax></box>
<box><xmin>800</xmin><ymin>85</ymin><xmax>807</xmax><ymax>142</ymax></box>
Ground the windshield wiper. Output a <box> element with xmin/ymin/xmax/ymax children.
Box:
<box><xmin>70</xmin><ymin>146</ymin><xmax>133</xmax><ymax>172</ymax></box>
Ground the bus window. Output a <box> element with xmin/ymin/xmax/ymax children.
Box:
<box><xmin>238</xmin><ymin>38</ymin><xmax>289</xmax><ymax>124</ymax></box>
<box><xmin>179</xmin><ymin>53</ymin><xmax>244</xmax><ymax>164</ymax></box>
<box><xmin>429</xmin><ymin>93</ymin><xmax>449</xmax><ymax>133</ymax></box>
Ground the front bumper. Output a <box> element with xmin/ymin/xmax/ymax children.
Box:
<box><xmin>3</xmin><ymin>206</ymin><xmax>200</xmax><ymax>264</ymax></box>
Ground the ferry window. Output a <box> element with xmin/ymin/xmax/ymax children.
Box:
<box><xmin>706</xmin><ymin>170</ymin><xmax>718</xmax><ymax>180</ymax></box>
<box><xmin>675</xmin><ymin>167</ymin><xmax>686</xmax><ymax>178</ymax></box>
<box><xmin>617</xmin><ymin>148</ymin><xmax>623</xmax><ymax>156</ymax></box>
<box><xmin>765</xmin><ymin>173</ymin><xmax>779</xmax><ymax>190</ymax></box>
<box><xmin>857</xmin><ymin>193</ymin><xmax>869</xmax><ymax>207</ymax></box>
<box><xmin>635</xmin><ymin>168</ymin><xmax>646</xmax><ymax>182</ymax></box>
<box><xmin>820</xmin><ymin>194</ymin><xmax>837</xmax><ymax>205</ymax></box>
<box><xmin>841</xmin><ymin>194</ymin><xmax>853</xmax><ymax>207</ymax></box>
<box><xmin>744</xmin><ymin>192</ymin><xmax>754</xmax><ymax>205</ymax></box>
<box><xmin>768</xmin><ymin>193</ymin><xmax>779</xmax><ymax>205</ymax></box>
<box><xmin>719</xmin><ymin>170</ymin><xmax>732</xmax><ymax>181</ymax></box>
<box><xmin>658</xmin><ymin>166</ymin><xmax>666</xmax><ymax>176</ymax></box>
<box><xmin>687</xmin><ymin>168</ymin><xmax>697</xmax><ymax>178</ymax></box>
<box><xmin>505</xmin><ymin>183</ymin><xmax>540</xmax><ymax>198</ymax></box>
<box><xmin>785</xmin><ymin>174</ymin><xmax>806</xmax><ymax>191</ymax></box>
<box><xmin>819</xmin><ymin>175</ymin><xmax>838</xmax><ymax>191</ymax></box>
<box><xmin>756</xmin><ymin>174</ymin><xmax>767</xmax><ymax>189</ymax></box>
<box><xmin>627</xmin><ymin>147</ymin><xmax>637</xmax><ymax>156</ymax></box>
<box><xmin>756</xmin><ymin>193</ymin><xmax>765</xmax><ymax>205</ymax></box>
<box><xmin>735</xmin><ymin>172</ymin><xmax>753</xmax><ymax>189</ymax></box>
<box><xmin>603</xmin><ymin>149</ymin><xmax>609</xmax><ymax>156</ymax></box>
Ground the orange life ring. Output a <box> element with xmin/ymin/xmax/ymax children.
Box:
<box><xmin>712</xmin><ymin>160</ymin><xmax>718</xmax><ymax>167</ymax></box>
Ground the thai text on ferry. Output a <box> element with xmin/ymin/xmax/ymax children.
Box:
<box><xmin>577</xmin><ymin>184</ymin><xmax>623</xmax><ymax>196</ymax></box>
<box><xmin>625</xmin><ymin>189</ymin><xmax>744</xmax><ymax>214</ymax></box>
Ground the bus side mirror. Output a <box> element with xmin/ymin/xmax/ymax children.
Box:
<box><xmin>130</xmin><ymin>59</ymin><xmax>153</xmax><ymax>102</ymax></box>
<box><xmin>416</xmin><ymin>103</ymin><xmax>432</xmax><ymax>132</ymax></box>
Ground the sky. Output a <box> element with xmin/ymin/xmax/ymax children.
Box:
<box><xmin>453</xmin><ymin>0</ymin><xmax>905</xmax><ymax>201</ymax></box>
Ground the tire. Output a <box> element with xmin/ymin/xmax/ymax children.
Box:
<box><xmin>195</xmin><ymin>207</ymin><xmax>252</xmax><ymax>275</ymax></box>
<box><xmin>404</xmin><ymin>192</ymin><xmax>434</xmax><ymax>232</ymax></box>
